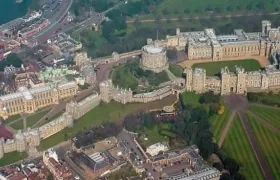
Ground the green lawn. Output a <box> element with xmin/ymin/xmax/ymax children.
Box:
<box><xmin>192</xmin><ymin>59</ymin><xmax>261</xmax><ymax>76</ymax></box>
<box><xmin>137</xmin><ymin>123</ymin><xmax>175</xmax><ymax>147</ymax></box>
<box><xmin>210</xmin><ymin>107</ymin><xmax>231</xmax><ymax>141</ymax></box>
<box><xmin>249</xmin><ymin>105</ymin><xmax>280</xmax><ymax>129</ymax></box>
<box><xmin>247</xmin><ymin>114</ymin><xmax>280</xmax><ymax>180</ymax></box>
<box><xmin>0</xmin><ymin>151</ymin><xmax>27</xmax><ymax>167</ymax></box>
<box><xmin>180</xmin><ymin>91</ymin><xmax>201</xmax><ymax>107</ymax></box>
<box><xmin>10</xmin><ymin>119</ymin><xmax>24</xmax><ymax>130</ymax></box>
<box><xmin>26</xmin><ymin>110</ymin><xmax>50</xmax><ymax>128</ymax></box>
<box><xmin>156</xmin><ymin>0</ymin><xmax>278</xmax><ymax>16</ymax></box>
<box><xmin>4</xmin><ymin>114</ymin><xmax>21</xmax><ymax>124</ymax></box>
<box><xmin>168</xmin><ymin>63</ymin><xmax>183</xmax><ymax>77</ymax></box>
<box><xmin>222</xmin><ymin>115</ymin><xmax>264</xmax><ymax>180</ymax></box>
<box><xmin>39</xmin><ymin>97</ymin><xmax>176</xmax><ymax>150</ymax></box>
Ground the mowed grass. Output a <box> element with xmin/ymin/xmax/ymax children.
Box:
<box><xmin>39</xmin><ymin>96</ymin><xmax>176</xmax><ymax>150</ymax></box>
<box><xmin>210</xmin><ymin>107</ymin><xmax>231</xmax><ymax>141</ymax></box>
<box><xmin>249</xmin><ymin>105</ymin><xmax>280</xmax><ymax>129</ymax></box>
<box><xmin>168</xmin><ymin>63</ymin><xmax>183</xmax><ymax>77</ymax></box>
<box><xmin>247</xmin><ymin>114</ymin><xmax>280</xmax><ymax>180</ymax></box>
<box><xmin>180</xmin><ymin>91</ymin><xmax>200</xmax><ymax>107</ymax></box>
<box><xmin>192</xmin><ymin>59</ymin><xmax>261</xmax><ymax>76</ymax></box>
<box><xmin>0</xmin><ymin>151</ymin><xmax>27</xmax><ymax>167</ymax></box>
<box><xmin>10</xmin><ymin>119</ymin><xmax>24</xmax><ymax>130</ymax></box>
<box><xmin>222</xmin><ymin>116</ymin><xmax>264</xmax><ymax>180</ymax></box>
<box><xmin>156</xmin><ymin>0</ymin><xmax>278</xmax><ymax>15</ymax></box>
<box><xmin>26</xmin><ymin>109</ymin><xmax>50</xmax><ymax>128</ymax></box>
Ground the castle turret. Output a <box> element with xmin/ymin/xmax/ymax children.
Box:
<box><xmin>99</xmin><ymin>80</ymin><xmax>113</xmax><ymax>103</ymax></box>
<box><xmin>184</xmin><ymin>68</ymin><xmax>193</xmax><ymax>91</ymax></box>
<box><xmin>0</xmin><ymin>137</ymin><xmax>4</xmax><ymax>159</ymax></box>
<box><xmin>192</xmin><ymin>68</ymin><xmax>206</xmax><ymax>93</ymax></box>
<box><xmin>262</xmin><ymin>20</ymin><xmax>271</xmax><ymax>37</ymax></box>
<box><xmin>220</xmin><ymin>67</ymin><xmax>231</xmax><ymax>95</ymax></box>
<box><xmin>236</xmin><ymin>66</ymin><xmax>247</xmax><ymax>94</ymax></box>
<box><xmin>15</xmin><ymin>131</ymin><xmax>26</xmax><ymax>152</ymax></box>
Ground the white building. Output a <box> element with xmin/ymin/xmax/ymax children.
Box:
<box><xmin>146</xmin><ymin>142</ymin><xmax>169</xmax><ymax>156</ymax></box>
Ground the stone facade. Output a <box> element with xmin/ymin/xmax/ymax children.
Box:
<box><xmin>99</xmin><ymin>79</ymin><xmax>176</xmax><ymax>104</ymax></box>
<box><xmin>0</xmin><ymin>81</ymin><xmax>78</xmax><ymax>119</ymax></box>
<box><xmin>141</xmin><ymin>45</ymin><xmax>168</xmax><ymax>73</ymax></box>
<box><xmin>185</xmin><ymin>65</ymin><xmax>280</xmax><ymax>95</ymax></box>
<box><xmin>150</xmin><ymin>20</ymin><xmax>280</xmax><ymax>61</ymax></box>
<box><xmin>0</xmin><ymin>90</ymin><xmax>101</xmax><ymax>159</ymax></box>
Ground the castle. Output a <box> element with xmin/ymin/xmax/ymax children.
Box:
<box><xmin>0</xmin><ymin>92</ymin><xmax>101</xmax><ymax>159</ymax></box>
<box><xmin>148</xmin><ymin>20</ymin><xmax>280</xmax><ymax>60</ymax></box>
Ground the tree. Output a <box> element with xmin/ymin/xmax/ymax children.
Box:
<box><xmin>184</xmin><ymin>8</ymin><xmax>190</xmax><ymax>14</ymax></box>
<box><xmin>223</xmin><ymin>158</ymin><xmax>240</xmax><ymax>175</ymax></box>
<box><xmin>162</xmin><ymin>8</ymin><xmax>169</xmax><ymax>16</ymax></box>
<box><xmin>47</xmin><ymin>175</ymin><xmax>54</xmax><ymax>180</ymax></box>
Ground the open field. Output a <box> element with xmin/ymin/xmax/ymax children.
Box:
<box><xmin>247</xmin><ymin>114</ymin><xmax>280</xmax><ymax>180</ymax></box>
<box><xmin>39</xmin><ymin>96</ymin><xmax>177</xmax><ymax>150</ymax></box>
<box><xmin>168</xmin><ymin>63</ymin><xmax>183</xmax><ymax>77</ymax></box>
<box><xmin>4</xmin><ymin>114</ymin><xmax>21</xmax><ymax>124</ymax></box>
<box><xmin>155</xmin><ymin>0</ymin><xmax>279</xmax><ymax>16</ymax></box>
<box><xmin>210</xmin><ymin>107</ymin><xmax>231</xmax><ymax>141</ymax></box>
<box><xmin>192</xmin><ymin>59</ymin><xmax>261</xmax><ymax>76</ymax></box>
<box><xmin>249</xmin><ymin>105</ymin><xmax>280</xmax><ymax>129</ymax></box>
<box><xmin>222</xmin><ymin>115</ymin><xmax>264</xmax><ymax>180</ymax></box>
<box><xmin>0</xmin><ymin>151</ymin><xmax>27</xmax><ymax>167</ymax></box>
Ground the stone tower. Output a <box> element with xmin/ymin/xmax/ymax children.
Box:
<box><xmin>262</xmin><ymin>20</ymin><xmax>271</xmax><ymax>37</ymax></box>
<box><xmin>99</xmin><ymin>80</ymin><xmax>112</xmax><ymax>103</ymax></box>
<box><xmin>185</xmin><ymin>68</ymin><xmax>193</xmax><ymax>91</ymax></box>
<box><xmin>236</xmin><ymin>66</ymin><xmax>247</xmax><ymax>94</ymax></box>
<box><xmin>192</xmin><ymin>68</ymin><xmax>206</xmax><ymax>93</ymax></box>
<box><xmin>0</xmin><ymin>138</ymin><xmax>4</xmax><ymax>159</ymax></box>
<box><xmin>220</xmin><ymin>67</ymin><xmax>231</xmax><ymax>95</ymax></box>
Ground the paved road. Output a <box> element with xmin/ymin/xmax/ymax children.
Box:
<box><xmin>238</xmin><ymin>112</ymin><xmax>273</xmax><ymax>180</ymax></box>
<box><xmin>126</xmin><ymin>11</ymin><xmax>280</xmax><ymax>23</ymax></box>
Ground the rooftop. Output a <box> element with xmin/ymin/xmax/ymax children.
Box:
<box><xmin>143</xmin><ymin>45</ymin><xmax>165</xmax><ymax>54</ymax></box>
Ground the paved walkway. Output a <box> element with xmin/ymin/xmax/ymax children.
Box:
<box><xmin>217</xmin><ymin>111</ymin><xmax>236</xmax><ymax>147</ymax></box>
<box><xmin>238</xmin><ymin>112</ymin><xmax>273</xmax><ymax>180</ymax></box>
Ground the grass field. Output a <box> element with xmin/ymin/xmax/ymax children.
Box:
<box><xmin>249</xmin><ymin>105</ymin><xmax>280</xmax><ymax>129</ymax></box>
<box><xmin>210</xmin><ymin>107</ymin><xmax>231</xmax><ymax>141</ymax></box>
<box><xmin>168</xmin><ymin>63</ymin><xmax>183</xmax><ymax>77</ymax></box>
<box><xmin>4</xmin><ymin>114</ymin><xmax>21</xmax><ymax>124</ymax></box>
<box><xmin>192</xmin><ymin>59</ymin><xmax>261</xmax><ymax>76</ymax></box>
<box><xmin>39</xmin><ymin>96</ymin><xmax>176</xmax><ymax>150</ymax></box>
<box><xmin>180</xmin><ymin>91</ymin><xmax>200</xmax><ymax>107</ymax></box>
<box><xmin>10</xmin><ymin>119</ymin><xmax>24</xmax><ymax>130</ymax></box>
<box><xmin>222</xmin><ymin>115</ymin><xmax>264</xmax><ymax>180</ymax></box>
<box><xmin>156</xmin><ymin>0</ymin><xmax>278</xmax><ymax>16</ymax></box>
<box><xmin>26</xmin><ymin>110</ymin><xmax>50</xmax><ymax>127</ymax></box>
<box><xmin>137</xmin><ymin>122</ymin><xmax>175</xmax><ymax>147</ymax></box>
<box><xmin>0</xmin><ymin>151</ymin><xmax>27</xmax><ymax>167</ymax></box>
<box><xmin>247</xmin><ymin>114</ymin><xmax>280</xmax><ymax>180</ymax></box>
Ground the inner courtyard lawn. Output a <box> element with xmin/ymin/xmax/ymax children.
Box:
<box><xmin>0</xmin><ymin>151</ymin><xmax>27</xmax><ymax>167</ymax></box>
<box><xmin>247</xmin><ymin>114</ymin><xmax>280</xmax><ymax>180</ymax></box>
<box><xmin>222</xmin><ymin>115</ymin><xmax>264</xmax><ymax>180</ymax></box>
<box><xmin>39</xmin><ymin>96</ymin><xmax>177</xmax><ymax>150</ymax></box>
<box><xmin>210</xmin><ymin>107</ymin><xmax>231</xmax><ymax>141</ymax></box>
<box><xmin>180</xmin><ymin>91</ymin><xmax>201</xmax><ymax>107</ymax></box>
<box><xmin>249</xmin><ymin>105</ymin><xmax>280</xmax><ymax>129</ymax></box>
<box><xmin>192</xmin><ymin>59</ymin><xmax>261</xmax><ymax>76</ymax></box>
